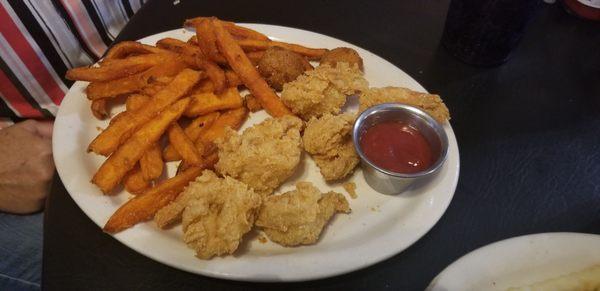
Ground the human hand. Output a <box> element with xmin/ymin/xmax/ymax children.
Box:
<box><xmin>0</xmin><ymin>120</ymin><xmax>55</xmax><ymax>214</ymax></box>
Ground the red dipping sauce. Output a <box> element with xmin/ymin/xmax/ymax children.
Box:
<box><xmin>359</xmin><ymin>121</ymin><xmax>434</xmax><ymax>174</ymax></box>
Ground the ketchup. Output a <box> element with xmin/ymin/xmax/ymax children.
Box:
<box><xmin>359</xmin><ymin>121</ymin><xmax>433</xmax><ymax>174</ymax></box>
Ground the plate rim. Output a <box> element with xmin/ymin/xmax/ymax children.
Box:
<box><xmin>427</xmin><ymin>232</ymin><xmax>600</xmax><ymax>290</ymax></box>
<box><xmin>53</xmin><ymin>23</ymin><xmax>460</xmax><ymax>282</ymax></box>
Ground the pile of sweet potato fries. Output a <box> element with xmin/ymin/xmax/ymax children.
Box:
<box><xmin>65</xmin><ymin>17</ymin><xmax>328</xmax><ymax>233</ymax></box>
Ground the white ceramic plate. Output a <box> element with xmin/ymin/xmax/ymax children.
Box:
<box><xmin>428</xmin><ymin>232</ymin><xmax>600</xmax><ymax>291</ymax></box>
<box><xmin>53</xmin><ymin>24</ymin><xmax>460</xmax><ymax>282</ymax></box>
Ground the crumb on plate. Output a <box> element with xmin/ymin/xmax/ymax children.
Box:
<box><xmin>343</xmin><ymin>182</ymin><xmax>357</xmax><ymax>199</ymax></box>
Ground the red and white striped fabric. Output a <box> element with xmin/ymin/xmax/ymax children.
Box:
<box><xmin>0</xmin><ymin>0</ymin><xmax>147</xmax><ymax>123</ymax></box>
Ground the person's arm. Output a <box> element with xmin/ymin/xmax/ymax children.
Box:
<box><xmin>0</xmin><ymin>120</ymin><xmax>54</xmax><ymax>214</ymax></box>
<box><xmin>0</xmin><ymin>1</ymin><xmax>148</xmax><ymax>214</ymax></box>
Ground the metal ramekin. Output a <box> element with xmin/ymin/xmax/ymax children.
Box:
<box><xmin>353</xmin><ymin>103</ymin><xmax>449</xmax><ymax>194</ymax></box>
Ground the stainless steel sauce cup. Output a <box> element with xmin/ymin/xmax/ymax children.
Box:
<box><xmin>353</xmin><ymin>103</ymin><xmax>449</xmax><ymax>194</ymax></box>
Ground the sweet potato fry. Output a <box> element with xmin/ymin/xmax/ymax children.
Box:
<box><xmin>167</xmin><ymin>123</ymin><xmax>203</xmax><ymax>165</ymax></box>
<box><xmin>140</xmin><ymin>82</ymin><xmax>167</xmax><ymax>96</ymax></box>
<box><xmin>224</xmin><ymin>69</ymin><xmax>242</xmax><ymax>87</ymax></box>
<box><xmin>187</xmin><ymin>35</ymin><xmax>198</xmax><ymax>45</ymax></box>
<box><xmin>237</xmin><ymin>39</ymin><xmax>328</xmax><ymax>61</ymax></box>
<box><xmin>246</xmin><ymin>51</ymin><xmax>265</xmax><ymax>65</ymax></box>
<box><xmin>67</xmin><ymin>54</ymin><xmax>171</xmax><ymax>82</ymax></box>
<box><xmin>163</xmin><ymin>145</ymin><xmax>183</xmax><ymax>162</ymax></box>
<box><xmin>212</xmin><ymin>19</ymin><xmax>292</xmax><ymax>117</ymax></box>
<box><xmin>195</xmin><ymin>19</ymin><xmax>227</xmax><ymax>63</ymax></box>
<box><xmin>163</xmin><ymin>112</ymin><xmax>219</xmax><ymax>161</ymax></box>
<box><xmin>177</xmin><ymin>108</ymin><xmax>246</xmax><ymax>172</ymax></box>
<box><xmin>140</xmin><ymin>143</ymin><xmax>164</xmax><ymax>180</ymax></box>
<box><xmin>143</xmin><ymin>57</ymin><xmax>191</xmax><ymax>79</ymax></box>
<box><xmin>88</xmin><ymin>69</ymin><xmax>201</xmax><ymax>156</ymax></box>
<box><xmin>104</xmin><ymin>41</ymin><xmax>171</xmax><ymax>60</ymax></box>
<box><xmin>195</xmin><ymin>56</ymin><xmax>226</xmax><ymax>94</ymax></box>
<box><xmin>87</xmin><ymin>76</ymin><xmax>144</xmax><ymax>100</ymax></box>
<box><xmin>156</xmin><ymin>38</ymin><xmax>202</xmax><ymax>57</ymax></box>
<box><xmin>92</xmin><ymin>97</ymin><xmax>191</xmax><ymax>193</ymax></box>
<box><xmin>244</xmin><ymin>94</ymin><xmax>262</xmax><ymax>112</ymax></box>
<box><xmin>155</xmin><ymin>38</ymin><xmax>204</xmax><ymax>68</ymax></box>
<box><xmin>163</xmin><ymin>149</ymin><xmax>181</xmax><ymax>163</ymax></box>
<box><xmin>185</xmin><ymin>17</ymin><xmax>270</xmax><ymax>41</ymax></box>
<box><xmin>195</xmin><ymin>107</ymin><xmax>248</xmax><ymax>153</ymax></box>
<box><xmin>68</xmin><ymin>63</ymin><xmax>149</xmax><ymax>82</ymax></box>
<box><xmin>301</xmin><ymin>57</ymin><xmax>314</xmax><ymax>71</ymax></box>
<box><xmin>125</xmin><ymin>93</ymin><xmax>163</xmax><ymax>179</ymax></box>
<box><xmin>225</xmin><ymin>24</ymin><xmax>271</xmax><ymax>41</ymax></box>
<box><xmin>91</xmin><ymin>99</ymin><xmax>109</xmax><ymax>119</ymax></box>
<box><xmin>152</xmin><ymin>76</ymin><xmax>174</xmax><ymax>84</ymax></box>
<box><xmin>123</xmin><ymin>165</ymin><xmax>150</xmax><ymax>194</ymax></box>
<box><xmin>125</xmin><ymin>94</ymin><xmax>150</xmax><ymax>111</ymax></box>
<box><xmin>86</xmin><ymin>57</ymin><xmax>188</xmax><ymax>100</ymax></box>
<box><xmin>184</xmin><ymin>87</ymin><xmax>243</xmax><ymax>117</ymax></box>
<box><xmin>109</xmin><ymin>111</ymin><xmax>126</xmax><ymax>125</ymax></box>
<box><xmin>192</xmin><ymin>79</ymin><xmax>215</xmax><ymax>93</ymax></box>
<box><xmin>126</xmin><ymin>95</ymin><xmax>163</xmax><ymax>181</ymax></box>
<box><xmin>103</xmin><ymin>153</ymin><xmax>218</xmax><ymax>233</ymax></box>
<box><xmin>184</xmin><ymin>112</ymin><xmax>220</xmax><ymax>142</ymax></box>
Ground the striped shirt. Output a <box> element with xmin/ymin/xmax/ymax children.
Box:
<box><xmin>0</xmin><ymin>0</ymin><xmax>147</xmax><ymax>125</ymax></box>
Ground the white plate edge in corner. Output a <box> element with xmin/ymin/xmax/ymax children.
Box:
<box><xmin>427</xmin><ymin>232</ymin><xmax>600</xmax><ymax>291</ymax></box>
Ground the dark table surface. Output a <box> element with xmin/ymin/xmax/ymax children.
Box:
<box><xmin>43</xmin><ymin>0</ymin><xmax>600</xmax><ymax>290</ymax></box>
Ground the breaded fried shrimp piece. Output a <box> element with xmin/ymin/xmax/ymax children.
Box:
<box><xmin>215</xmin><ymin>116</ymin><xmax>304</xmax><ymax>196</ymax></box>
<box><xmin>172</xmin><ymin>170</ymin><xmax>261</xmax><ymax>259</ymax></box>
<box><xmin>256</xmin><ymin>182</ymin><xmax>350</xmax><ymax>246</ymax></box>
<box><xmin>303</xmin><ymin>113</ymin><xmax>359</xmax><ymax>181</ymax></box>
<box><xmin>281</xmin><ymin>63</ymin><xmax>367</xmax><ymax>120</ymax></box>
<box><xmin>359</xmin><ymin>87</ymin><xmax>450</xmax><ymax>123</ymax></box>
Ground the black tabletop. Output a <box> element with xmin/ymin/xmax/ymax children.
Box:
<box><xmin>43</xmin><ymin>0</ymin><xmax>600</xmax><ymax>290</ymax></box>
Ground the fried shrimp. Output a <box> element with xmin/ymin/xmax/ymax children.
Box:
<box><xmin>156</xmin><ymin>170</ymin><xmax>261</xmax><ymax>259</ymax></box>
<box><xmin>256</xmin><ymin>182</ymin><xmax>350</xmax><ymax>246</ymax></box>
<box><xmin>281</xmin><ymin>63</ymin><xmax>367</xmax><ymax>120</ymax></box>
<box><xmin>215</xmin><ymin>115</ymin><xmax>304</xmax><ymax>196</ymax></box>
<box><xmin>359</xmin><ymin>87</ymin><xmax>450</xmax><ymax>123</ymax></box>
<box><xmin>303</xmin><ymin>113</ymin><xmax>359</xmax><ymax>181</ymax></box>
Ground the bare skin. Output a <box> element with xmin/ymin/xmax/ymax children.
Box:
<box><xmin>0</xmin><ymin>120</ymin><xmax>54</xmax><ymax>214</ymax></box>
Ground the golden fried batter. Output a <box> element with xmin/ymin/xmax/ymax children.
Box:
<box><xmin>154</xmin><ymin>170</ymin><xmax>217</xmax><ymax>229</ymax></box>
<box><xmin>281</xmin><ymin>62</ymin><xmax>367</xmax><ymax>120</ymax></box>
<box><xmin>215</xmin><ymin>116</ymin><xmax>304</xmax><ymax>196</ymax></box>
<box><xmin>185</xmin><ymin>171</ymin><xmax>261</xmax><ymax>259</ymax></box>
<box><xmin>256</xmin><ymin>182</ymin><xmax>350</xmax><ymax>246</ymax></box>
<box><xmin>359</xmin><ymin>87</ymin><xmax>450</xmax><ymax>123</ymax></box>
<box><xmin>156</xmin><ymin>170</ymin><xmax>261</xmax><ymax>259</ymax></box>
<box><xmin>303</xmin><ymin>113</ymin><xmax>359</xmax><ymax>181</ymax></box>
<box><xmin>256</xmin><ymin>182</ymin><xmax>321</xmax><ymax>231</ymax></box>
<box><xmin>343</xmin><ymin>182</ymin><xmax>357</xmax><ymax>199</ymax></box>
<box><xmin>320</xmin><ymin>47</ymin><xmax>364</xmax><ymax>71</ymax></box>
